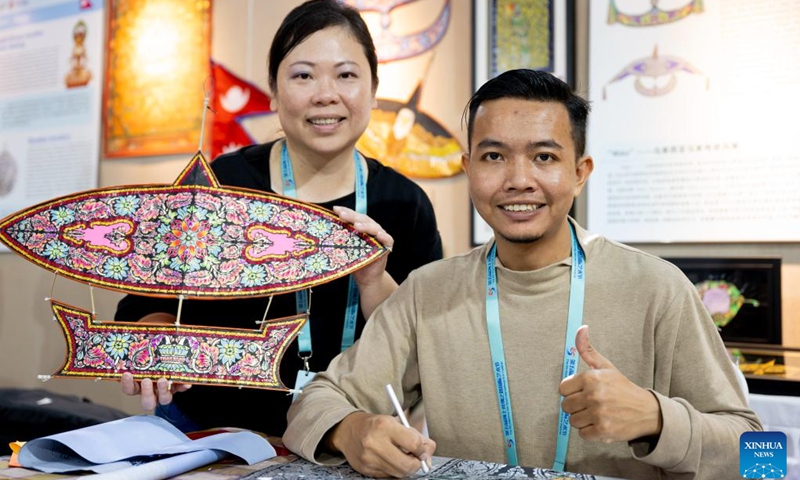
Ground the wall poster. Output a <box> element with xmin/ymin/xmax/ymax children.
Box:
<box><xmin>471</xmin><ymin>0</ymin><xmax>573</xmax><ymax>246</ymax></box>
<box><xmin>0</xmin><ymin>0</ymin><xmax>104</xmax><ymax>251</ymax></box>
<box><xmin>587</xmin><ymin>1</ymin><xmax>800</xmax><ymax>242</ymax></box>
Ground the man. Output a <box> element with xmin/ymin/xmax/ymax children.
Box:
<box><xmin>283</xmin><ymin>69</ymin><xmax>760</xmax><ymax>479</ymax></box>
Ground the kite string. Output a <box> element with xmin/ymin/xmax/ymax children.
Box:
<box><xmin>258</xmin><ymin>295</ymin><xmax>274</xmax><ymax>325</ymax></box>
<box><xmin>176</xmin><ymin>294</ymin><xmax>185</xmax><ymax>326</ymax></box>
<box><xmin>47</xmin><ymin>272</ymin><xmax>57</xmax><ymax>301</ymax></box>
<box><xmin>89</xmin><ymin>285</ymin><xmax>96</xmax><ymax>317</ymax></box>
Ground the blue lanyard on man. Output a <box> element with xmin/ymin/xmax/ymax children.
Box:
<box><xmin>279</xmin><ymin>141</ymin><xmax>367</xmax><ymax>390</ymax></box>
<box><xmin>484</xmin><ymin>222</ymin><xmax>585</xmax><ymax>471</ymax></box>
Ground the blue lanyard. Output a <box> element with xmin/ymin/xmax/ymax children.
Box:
<box><xmin>279</xmin><ymin>142</ymin><xmax>367</xmax><ymax>361</ymax></box>
<box><xmin>484</xmin><ymin>222</ymin><xmax>585</xmax><ymax>470</ymax></box>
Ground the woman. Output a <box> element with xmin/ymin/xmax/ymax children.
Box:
<box><xmin>116</xmin><ymin>0</ymin><xmax>442</xmax><ymax>436</ymax></box>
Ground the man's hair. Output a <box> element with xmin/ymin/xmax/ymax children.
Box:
<box><xmin>463</xmin><ymin>69</ymin><xmax>590</xmax><ymax>157</ymax></box>
<box><xmin>268</xmin><ymin>0</ymin><xmax>379</xmax><ymax>94</ymax></box>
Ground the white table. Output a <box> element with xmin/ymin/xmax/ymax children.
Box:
<box><xmin>749</xmin><ymin>393</ymin><xmax>800</xmax><ymax>480</ymax></box>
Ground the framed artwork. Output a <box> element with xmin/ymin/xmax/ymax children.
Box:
<box><xmin>103</xmin><ymin>0</ymin><xmax>211</xmax><ymax>158</ymax></box>
<box><xmin>473</xmin><ymin>0</ymin><xmax>573</xmax><ymax>89</ymax></box>
<box><xmin>665</xmin><ymin>257</ymin><xmax>782</xmax><ymax>345</ymax></box>
<box><xmin>471</xmin><ymin>0</ymin><xmax>574</xmax><ymax>245</ymax></box>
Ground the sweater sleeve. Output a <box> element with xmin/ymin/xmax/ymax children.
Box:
<box><xmin>629</xmin><ymin>280</ymin><xmax>762</xmax><ymax>479</ymax></box>
<box><xmin>283</xmin><ymin>271</ymin><xmax>423</xmax><ymax>463</ymax></box>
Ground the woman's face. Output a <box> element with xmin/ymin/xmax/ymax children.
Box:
<box><xmin>272</xmin><ymin>26</ymin><xmax>377</xmax><ymax>160</ymax></box>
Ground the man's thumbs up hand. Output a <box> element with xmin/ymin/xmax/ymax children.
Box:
<box><xmin>559</xmin><ymin>326</ymin><xmax>663</xmax><ymax>443</ymax></box>
<box><xmin>575</xmin><ymin>325</ymin><xmax>614</xmax><ymax>370</ymax></box>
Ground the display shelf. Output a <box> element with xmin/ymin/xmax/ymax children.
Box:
<box><xmin>727</xmin><ymin>343</ymin><xmax>800</xmax><ymax>396</ymax></box>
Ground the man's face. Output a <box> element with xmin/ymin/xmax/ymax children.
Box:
<box><xmin>462</xmin><ymin>98</ymin><xmax>592</xmax><ymax>246</ymax></box>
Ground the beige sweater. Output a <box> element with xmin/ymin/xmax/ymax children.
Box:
<box><xmin>284</xmin><ymin>222</ymin><xmax>761</xmax><ymax>479</ymax></box>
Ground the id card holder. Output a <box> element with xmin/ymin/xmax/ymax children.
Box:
<box><xmin>292</xmin><ymin>370</ymin><xmax>316</xmax><ymax>402</ymax></box>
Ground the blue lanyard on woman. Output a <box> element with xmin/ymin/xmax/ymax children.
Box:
<box><xmin>279</xmin><ymin>141</ymin><xmax>367</xmax><ymax>366</ymax></box>
<box><xmin>484</xmin><ymin>222</ymin><xmax>585</xmax><ymax>470</ymax></box>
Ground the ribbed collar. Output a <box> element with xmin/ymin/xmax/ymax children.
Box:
<box><xmin>478</xmin><ymin>218</ymin><xmax>603</xmax><ymax>295</ymax></box>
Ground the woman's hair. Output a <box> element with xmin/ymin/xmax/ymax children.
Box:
<box><xmin>268</xmin><ymin>0</ymin><xmax>378</xmax><ymax>93</ymax></box>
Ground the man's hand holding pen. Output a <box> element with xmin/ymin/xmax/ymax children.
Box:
<box><xmin>326</xmin><ymin>410</ymin><xmax>436</xmax><ymax>478</ymax></box>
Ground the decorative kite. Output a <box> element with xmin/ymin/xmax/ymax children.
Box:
<box><xmin>340</xmin><ymin>0</ymin><xmax>450</xmax><ymax>63</ymax></box>
<box><xmin>338</xmin><ymin>0</ymin><xmax>460</xmax><ymax>178</ymax></box>
<box><xmin>357</xmin><ymin>54</ymin><xmax>462</xmax><ymax>179</ymax></box>
<box><xmin>607</xmin><ymin>0</ymin><xmax>704</xmax><ymax>27</ymax></box>
<box><xmin>0</xmin><ymin>151</ymin><xmax>388</xmax><ymax>390</ymax></box>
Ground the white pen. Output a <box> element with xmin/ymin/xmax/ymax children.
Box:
<box><xmin>385</xmin><ymin>383</ymin><xmax>430</xmax><ymax>475</ymax></box>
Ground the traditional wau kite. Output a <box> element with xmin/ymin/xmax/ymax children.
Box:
<box><xmin>0</xmin><ymin>151</ymin><xmax>387</xmax><ymax>390</ymax></box>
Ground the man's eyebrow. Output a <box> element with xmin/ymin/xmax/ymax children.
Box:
<box><xmin>475</xmin><ymin>139</ymin><xmax>507</xmax><ymax>150</ymax></box>
<box><xmin>474</xmin><ymin>139</ymin><xmax>564</xmax><ymax>150</ymax></box>
<box><xmin>527</xmin><ymin>140</ymin><xmax>563</xmax><ymax>150</ymax></box>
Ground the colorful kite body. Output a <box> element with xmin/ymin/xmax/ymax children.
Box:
<box><xmin>0</xmin><ymin>152</ymin><xmax>387</xmax><ymax>298</ymax></box>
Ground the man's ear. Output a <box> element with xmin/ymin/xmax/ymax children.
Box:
<box><xmin>461</xmin><ymin>151</ymin><xmax>470</xmax><ymax>177</ymax></box>
<box><xmin>574</xmin><ymin>155</ymin><xmax>594</xmax><ymax>196</ymax></box>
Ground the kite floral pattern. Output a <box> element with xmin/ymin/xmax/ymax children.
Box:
<box><xmin>51</xmin><ymin>301</ymin><xmax>306</xmax><ymax>389</ymax></box>
<box><xmin>0</xmin><ymin>185</ymin><xmax>386</xmax><ymax>297</ymax></box>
